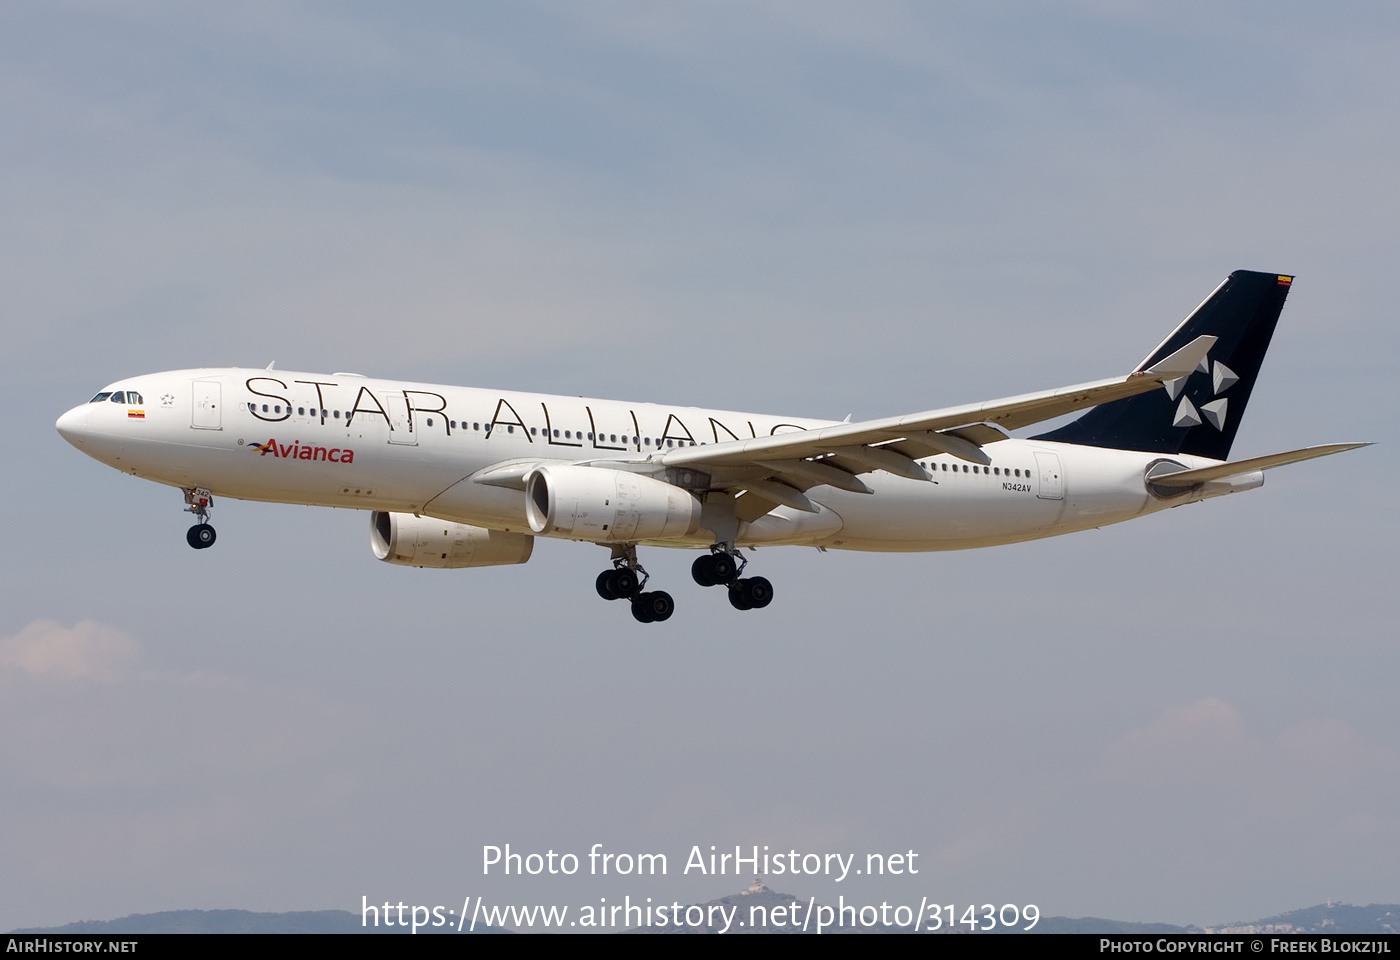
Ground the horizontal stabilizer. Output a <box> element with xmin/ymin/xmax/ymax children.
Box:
<box><xmin>1140</xmin><ymin>335</ymin><xmax>1217</xmax><ymax>380</ymax></box>
<box><xmin>1148</xmin><ymin>443</ymin><xmax>1372</xmax><ymax>487</ymax></box>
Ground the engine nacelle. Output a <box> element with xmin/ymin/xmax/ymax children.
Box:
<box><xmin>370</xmin><ymin>511</ymin><xmax>534</xmax><ymax>568</ymax></box>
<box><xmin>524</xmin><ymin>464</ymin><xmax>702</xmax><ymax>542</ymax></box>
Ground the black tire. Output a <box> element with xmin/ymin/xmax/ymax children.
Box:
<box><xmin>596</xmin><ymin>570</ymin><xmax>618</xmax><ymax>600</ymax></box>
<box><xmin>187</xmin><ymin>524</ymin><xmax>216</xmax><ymax>549</ymax></box>
<box><xmin>691</xmin><ymin>555</ymin><xmax>716</xmax><ymax>587</ymax></box>
<box><xmin>745</xmin><ymin>576</ymin><xmax>774</xmax><ymax>609</ymax></box>
<box><xmin>728</xmin><ymin>580</ymin><xmax>754</xmax><ymax>611</ymax></box>
<box><xmin>645</xmin><ymin>590</ymin><xmax>675</xmax><ymax>622</ymax></box>
<box><xmin>710</xmin><ymin>553</ymin><xmax>738</xmax><ymax>584</ymax></box>
<box><xmin>611</xmin><ymin>568</ymin><xmax>640</xmax><ymax>598</ymax></box>
<box><xmin>630</xmin><ymin>595</ymin><xmax>656</xmax><ymax>623</ymax></box>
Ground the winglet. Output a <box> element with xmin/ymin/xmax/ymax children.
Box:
<box><xmin>1139</xmin><ymin>335</ymin><xmax>1216</xmax><ymax>380</ymax></box>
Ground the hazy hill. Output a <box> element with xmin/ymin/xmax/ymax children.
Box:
<box><xmin>9</xmin><ymin>909</ymin><xmax>509</xmax><ymax>935</ymax></box>
<box><xmin>1206</xmin><ymin>902</ymin><xmax>1400</xmax><ymax>935</ymax></box>
<box><xmin>10</xmin><ymin>899</ymin><xmax>1399</xmax><ymax>935</ymax></box>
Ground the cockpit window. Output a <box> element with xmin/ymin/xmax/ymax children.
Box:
<box><xmin>126</xmin><ymin>391</ymin><xmax>142</xmax><ymax>405</ymax></box>
<box><xmin>109</xmin><ymin>391</ymin><xmax>125</xmax><ymax>403</ymax></box>
<box><xmin>89</xmin><ymin>392</ymin><xmax>113</xmax><ymax>403</ymax></box>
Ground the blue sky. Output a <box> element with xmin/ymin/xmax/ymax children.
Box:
<box><xmin>1</xmin><ymin>1</ymin><xmax>1396</xmax><ymax>930</ymax></box>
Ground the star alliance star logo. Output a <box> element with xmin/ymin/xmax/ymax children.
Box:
<box><xmin>160</xmin><ymin>393</ymin><xmax>175</xmax><ymax>407</ymax></box>
<box><xmin>1162</xmin><ymin>355</ymin><xmax>1237</xmax><ymax>431</ymax></box>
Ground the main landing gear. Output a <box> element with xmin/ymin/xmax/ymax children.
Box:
<box><xmin>596</xmin><ymin>544</ymin><xmax>674</xmax><ymax>623</ymax></box>
<box><xmin>691</xmin><ymin>546</ymin><xmax>773</xmax><ymax>611</ymax></box>
<box><xmin>183</xmin><ymin>487</ymin><xmax>217</xmax><ymax>550</ymax></box>
<box><xmin>594</xmin><ymin>543</ymin><xmax>774</xmax><ymax>623</ymax></box>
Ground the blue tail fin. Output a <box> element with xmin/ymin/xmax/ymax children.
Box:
<box><xmin>1033</xmin><ymin>270</ymin><xmax>1293</xmax><ymax>461</ymax></box>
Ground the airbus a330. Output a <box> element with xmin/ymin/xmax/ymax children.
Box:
<box><xmin>56</xmin><ymin>270</ymin><xmax>1367</xmax><ymax>622</ymax></box>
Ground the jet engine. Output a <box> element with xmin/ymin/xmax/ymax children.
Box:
<box><xmin>370</xmin><ymin>511</ymin><xmax>534</xmax><ymax>568</ymax></box>
<box><xmin>524</xmin><ymin>464</ymin><xmax>702</xmax><ymax>542</ymax></box>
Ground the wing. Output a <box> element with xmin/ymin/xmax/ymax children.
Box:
<box><xmin>653</xmin><ymin>335</ymin><xmax>1217</xmax><ymax>519</ymax></box>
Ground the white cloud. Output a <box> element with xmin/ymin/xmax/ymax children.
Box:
<box><xmin>1097</xmin><ymin>698</ymin><xmax>1400</xmax><ymax>802</ymax></box>
<box><xmin>0</xmin><ymin>619</ymin><xmax>140</xmax><ymax>680</ymax></box>
<box><xmin>0</xmin><ymin>617</ymin><xmax>376</xmax><ymax>925</ymax></box>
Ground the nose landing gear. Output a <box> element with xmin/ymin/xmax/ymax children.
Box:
<box><xmin>183</xmin><ymin>487</ymin><xmax>217</xmax><ymax>550</ymax></box>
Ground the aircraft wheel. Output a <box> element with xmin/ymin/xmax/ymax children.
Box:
<box><xmin>611</xmin><ymin>568</ymin><xmax>640</xmax><ymax>599</ymax></box>
<box><xmin>647</xmin><ymin>591</ymin><xmax>675</xmax><ymax>622</ymax></box>
<box><xmin>691</xmin><ymin>555</ymin><xmax>716</xmax><ymax>587</ymax></box>
<box><xmin>630</xmin><ymin>595</ymin><xmax>656</xmax><ymax>623</ymax></box>
<box><xmin>727</xmin><ymin>580</ymin><xmax>754</xmax><ymax>611</ymax></box>
<box><xmin>744</xmin><ymin>576</ymin><xmax>774</xmax><ymax>609</ymax></box>
<box><xmin>710</xmin><ymin>553</ymin><xmax>738</xmax><ymax>584</ymax></box>
<box><xmin>633</xmin><ymin>591</ymin><xmax>674</xmax><ymax>623</ymax></box>
<box><xmin>596</xmin><ymin>570</ymin><xmax>618</xmax><ymax>600</ymax></box>
<box><xmin>187</xmin><ymin>523</ymin><xmax>216</xmax><ymax>550</ymax></box>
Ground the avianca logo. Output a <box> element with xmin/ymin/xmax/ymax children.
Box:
<box><xmin>251</xmin><ymin>439</ymin><xmax>356</xmax><ymax>463</ymax></box>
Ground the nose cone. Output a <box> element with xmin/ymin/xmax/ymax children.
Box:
<box><xmin>56</xmin><ymin>404</ymin><xmax>92</xmax><ymax>448</ymax></box>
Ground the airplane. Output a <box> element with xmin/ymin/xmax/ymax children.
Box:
<box><xmin>56</xmin><ymin>270</ymin><xmax>1368</xmax><ymax>623</ymax></box>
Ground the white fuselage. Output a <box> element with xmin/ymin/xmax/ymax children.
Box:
<box><xmin>56</xmin><ymin>368</ymin><xmax>1239</xmax><ymax>553</ymax></box>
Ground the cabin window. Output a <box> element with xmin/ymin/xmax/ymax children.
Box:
<box><xmin>426</xmin><ymin>417</ymin><xmax>434</xmax><ymax>427</ymax></box>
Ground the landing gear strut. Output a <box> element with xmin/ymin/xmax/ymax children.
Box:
<box><xmin>183</xmin><ymin>487</ymin><xmax>216</xmax><ymax>550</ymax></box>
<box><xmin>692</xmin><ymin>545</ymin><xmax>773</xmax><ymax>611</ymax></box>
<box><xmin>596</xmin><ymin>544</ymin><xmax>674</xmax><ymax>623</ymax></box>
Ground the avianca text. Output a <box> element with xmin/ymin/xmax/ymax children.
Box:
<box><xmin>250</xmin><ymin>439</ymin><xmax>355</xmax><ymax>463</ymax></box>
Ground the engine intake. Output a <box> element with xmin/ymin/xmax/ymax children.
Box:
<box><xmin>371</xmin><ymin>511</ymin><xmax>534</xmax><ymax>568</ymax></box>
<box><xmin>524</xmin><ymin>464</ymin><xmax>702</xmax><ymax>542</ymax></box>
